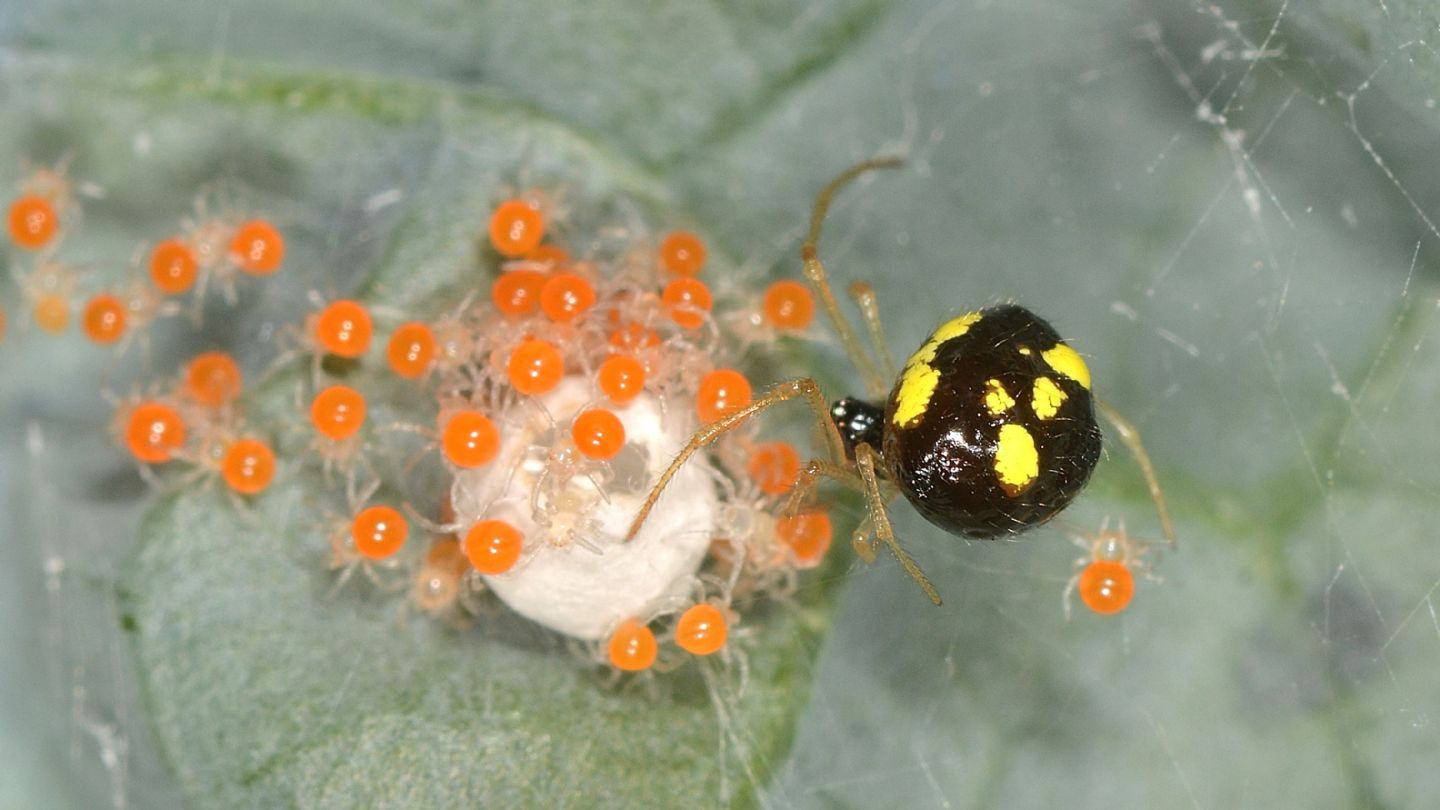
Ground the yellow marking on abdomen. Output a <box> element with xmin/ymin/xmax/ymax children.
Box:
<box><xmin>983</xmin><ymin>378</ymin><xmax>1015</xmax><ymax>416</ymax></box>
<box><xmin>1041</xmin><ymin>343</ymin><xmax>1091</xmax><ymax>390</ymax></box>
<box><xmin>892</xmin><ymin>311</ymin><xmax>984</xmax><ymax>428</ymax></box>
<box><xmin>928</xmin><ymin>311</ymin><xmax>982</xmax><ymax>349</ymax></box>
<box><xmin>892</xmin><ymin>362</ymin><xmax>940</xmax><ymax>427</ymax></box>
<box><xmin>993</xmin><ymin>423</ymin><xmax>1039</xmax><ymax>496</ymax></box>
<box><xmin>1031</xmin><ymin>376</ymin><xmax>1066</xmax><ymax>420</ymax></box>
<box><xmin>902</xmin><ymin>311</ymin><xmax>982</xmax><ymax>370</ymax></box>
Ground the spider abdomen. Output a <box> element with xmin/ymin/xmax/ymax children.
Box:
<box><xmin>882</xmin><ymin>304</ymin><xmax>1102</xmax><ymax>538</ymax></box>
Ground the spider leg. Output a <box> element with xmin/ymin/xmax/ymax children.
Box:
<box><xmin>626</xmin><ymin>377</ymin><xmax>846</xmax><ymax>541</ymax></box>
<box><xmin>1095</xmin><ymin>398</ymin><xmax>1175</xmax><ymax>549</ymax></box>
<box><xmin>1061</xmin><ymin>571</ymin><xmax>1080</xmax><ymax>622</ymax></box>
<box><xmin>846</xmin><ymin>280</ymin><xmax>896</xmax><ymax>382</ymax></box>
<box><xmin>782</xmin><ymin>457</ymin><xmax>863</xmax><ymax>521</ymax></box>
<box><xmin>327</xmin><ymin>562</ymin><xmax>357</xmax><ymax>598</ymax></box>
<box><xmin>801</xmin><ymin>156</ymin><xmax>904</xmax><ymax>400</ymax></box>
<box><xmin>855</xmin><ymin>443</ymin><xmax>941</xmax><ymax>605</ymax></box>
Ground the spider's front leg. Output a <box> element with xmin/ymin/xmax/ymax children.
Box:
<box><xmin>626</xmin><ymin>377</ymin><xmax>846</xmax><ymax>541</ymax></box>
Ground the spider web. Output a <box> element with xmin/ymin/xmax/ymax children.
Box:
<box><xmin>3</xmin><ymin>0</ymin><xmax>1440</xmax><ymax>806</ymax></box>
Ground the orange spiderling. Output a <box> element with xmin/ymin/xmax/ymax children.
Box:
<box><xmin>492</xmin><ymin>268</ymin><xmax>547</xmax><ymax>317</ymax></box>
<box><xmin>597</xmin><ymin>354</ymin><xmax>646</xmax><ymax>405</ymax></box>
<box><xmin>463</xmin><ymin>519</ymin><xmax>524</xmax><ymax>575</ymax></box>
<box><xmin>221</xmin><ymin>438</ymin><xmax>276</xmax><ymax>495</ymax></box>
<box><xmin>386</xmin><ymin>322</ymin><xmax>437</xmax><ymax>379</ymax></box>
<box><xmin>489</xmin><ymin>199</ymin><xmax>545</xmax><ymax>258</ymax></box>
<box><xmin>539</xmin><ymin>272</ymin><xmax>596</xmax><ymax>323</ymax></box>
<box><xmin>229</xmin><ymin>219</ymin><xmax>285</xmax><ymax>275</ymax></box>
<box><xmin>675</xmin><ymin>603</ymin><xmax>728</xmax><ymax>656</ymax></box>
<box><xmin>8</xmin><ymin>195</ymin><xmax>58</xmax><ymax>251</ymax></box>
<box><xmin>81</xmin><ymin>294</ymin><xmax>127</xmax><ymax>345</ymax></box>
<box><xmin>777</xmin><ymin>510</ymin><xmax>832</xmax><ymax>568</ymax></box>
<box><xmin>661</xmin><ymin>277</ymin><xmax>711</xmax><ymax>330</ymax></box>
<box><xmin>696</xmin><ymin>369</ymin><xmax>751</xmax><ymax>424</ymax></box>
<box><xmin>352</xmin><ymin>505</ymin><xmax>408</xmax><ymax>561</ymax></box>
<box><xmin>124</xmin><ymin>401</ymin><xmax>187</xmax><ymax>464</ymax></box>
<box><xmin>414</xmin><ymin>537</ymin><xmax>470</xmax><ymax>614</ymax></box>
<box><xmin>310</xmin><ymin>385</ymin><xmax>366</xmax><ymax>441</ymax></box>
<box><xmin>33</xmin><ymin>293</ymin><xmax>69</xmax><ymax>334</ymax></box>
<box><xmin>607</xmin><ymin>619</ymin><xmax>658</xmax><ymax>672</ymax></box>
<box><xmin>609</xmin><ymin>322</ymin><xmax>660</xmax><ymax>352</ymax></box>
<box><xmin>183</xmin><ymin>351</ymin><xmax>243</xmax><ymax>407</ymax></box>
<box><xmin>524</xmin><ymin>243</ymin><xmax>570</xmax><ymax>267</ymax></box>
<box><xmin>314</xmin><ymin>300</ymin><xmax>373</xmax><ymax>358</ymax></box>
<box><xmin>572</xmin><ymin>408</ymin><xmax>626</xmax><ymax>461</ymax></box>
<box><xmin>441</xmin><ymin>410</ymin><xmax>501</xmax><ymax>469</ymax></box>
<box><xmin>149</xmin><ymin>239</ymin><xmax>199</xmax><ymax>295</ymax></box>
<box><xmin>747</xmin><ymin>441</ymin><xmax>800</xmax><ymax>495</ymax></box>
<box><xmin>762</xmin><ymin>280</ymin><xmax>815</xmax><ymax>331</ymax></box>
<box><xmin>658</xmin><ymin>231</ymin><xmax>706</xmax><ymax>276</ymax></box>
<box><xmin>507</xmin><ymin>339</ymin><xmax>564</xmax><ymax>396</ymax></box>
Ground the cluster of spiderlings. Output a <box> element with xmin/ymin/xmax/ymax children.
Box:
<box><xmin>7</xmin><ymin>159</ymin><xmax>848</xmax><ymax>676</ymax></box>
<box><xmin>6</xmin><ymin>165</ymin><xmax>80</xmax><ymax>337</ymax></box>
<box><xmin>110</xmin><ymin>350</ymin><xmax>278</xmax><ymax>496</ymax></box>
<box><xmin>334</xmin><ymin>190</ymin><xmax>844</xmax><ymax>675</ymax></box>
<box><xmin>4</xmin><ymin>166</ymin><xmax>284</xmax><ymax>347</ymax></box>
<box><xmin>4</xmin><ymin>164</ymin><xmax>285</xmax><ymax>502</ymax></box>
<box><xmin>3</xmin><ymin>157</ymin><xmax>845</xmax><ymax>673</ymax></box>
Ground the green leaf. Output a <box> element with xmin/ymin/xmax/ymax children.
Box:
<box><xmin>5</xmin><ymin>0</ymin><xmax>1440</xmax><ymax>807</ymax></box>
<box><xmin>124</xmin><ymin>487</ymin><xmax>824</xmax><ymax>808</ymax></box>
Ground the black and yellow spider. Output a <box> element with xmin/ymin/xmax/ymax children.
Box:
<box><xmin>629</xmin><ymin>157</ymin><xmax>1174</xmax><ymax>605</ymax></box>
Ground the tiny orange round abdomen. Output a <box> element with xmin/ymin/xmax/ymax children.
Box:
<box><xmin>1078</xmin><ymin>560</ymin><xmax>1135</xmax><ymax>615</ymax></box>
<box><xmin>314</xmin><ymin>300</ymin><xmax>373</xmax><ymax>358</ymax></box>
<box><xmin>696</xmin><ymin>369</ymin><xmax>751</xmax><ymax>424</ymax></box>
<box><xmin>442</xmin><ymin>411</ymin><xmax>500</xmax><ymax>469</ymax></box>
<box><xmin>221</xmin><ymin>438</ymin><xmax>276</xmax><ymax>495</ymax></box>
<box><xmin>777</xmin><ymin>510</ymin><xmax>833</xmax><ymax>568</ymax></box>
<box><xmin>539</xmin><ymin>272</ymin><xmax>596</xmax><ymax>323</ymax></box>
<box><xmin>507</xmin><ymin>339</ymin><xmax>564</xmax><ymax>396</ymax></box>
<box><xmin>310</xmin><ymin>385</ymin><xmax>366</xmax><ymax>441</ymax></box>
<box><xmin>463</xmin><ymin>519</ymin><xmax>524</xmax><ymax>575</ymax></box>
<box><xmin>229</xmin><ymin>219</ymin><xmax>285</xmax><ymax>275</ymax></box>
<box><xmin>662</xmin><ymin>277</ymin><xmax>711</xmax><ymax>330</ymax></box>
<box><xmin>762</xmin><ymin>280</ymin><xmax>815</xmax><ymax>331</ymax></box>
<box><xmin>149</xmin><ymin>239</ymin><xmax>199</xmax><ymax>295</ymax></box>
<box><xmin>352</xmin><ymin>505</ymin><xmax>408</xmax><ymax>561</ymax></box>
<box><xmin>492</xmin><ymin>268</ymin><xmax>547</xmax><ymax>317</ymax></box>
<box><xmin>81</xmin><ymin>294</ymin><xmax>127</xmax><ymax>345</ymax></box>
<box><xmin>675</xmin><ymin>603</ymin><xmax>728</xmax><ymax>656</ymax></box>
<box><xmin>658</xmin><ymin>231</ymin><xmax>706</xmax><ymax>275</ymax></box>
<box><xmin>748</xmin><ymin>441</ymin><xmax>800</xmax><ymax>495</ymax></box>
<box><xmin>386</xmin><ymin>322</ymin><xmax>436</xmax><ymax>379</ymax></box>
<box><xmin>33</xmin><ymin>293</ymin><xmax>69</xmax><ymax>334</ymax></box>
<box><xmin>124</xmin><ymin>401</ymin><xmax>187</xmax><ymax>464</ymax></box>
<box><xmin>489</xmin><ymin>199</ymin><xmax>545</xmax><ymax>258</ymax></box>
<box><xmin>597</xmin><ymin>355</ymin><xmax>646</xmax><ymax>406</ymax></box>
<box><xmin>607</xmin><ymin>619</ymin><xmax>658</xmax><ymax>672</ymax></box>
<box><xmin>571</xmin><ymin>408</ymin><xmax>625</xmax><ymax>461</ymax></box>
<box><xmin>183</xmin><ymin>351</ymin><xmax>243</xmax><ymax>407</ymax></box>
<box><xmin>8</xmin><ymin>195</ymin><xmax>59</xmax><ymax>251</ymax></box>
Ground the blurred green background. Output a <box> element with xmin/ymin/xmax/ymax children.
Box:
<box><xmin>4</xmin><ymin>0</ymin><xmax>1439</xmax><ymax>806</ymax></box>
